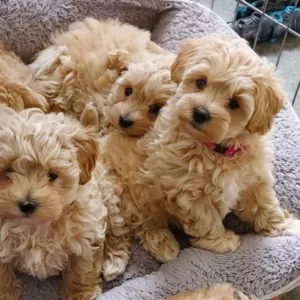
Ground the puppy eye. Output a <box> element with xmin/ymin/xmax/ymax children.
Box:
<box><xmin>124</xmin><ymin>87</ymin><xmax>133</xmax><ymax>97</ymax></box>
<box><xmin>48</xmin><ymin>173</ymin><xmax>58</xmax><ymax>182</ymax></box>
<box><xmin>5</xmin><ymin>168</ymin><xmax>14</xmax><ymax>173</ymax></box>
<box><xmin>196</xmin><ymin>79</ymin><xmax>206</xmax><ymax>90</ymax></box>
<box><xmin>149</xmin><ymin>103</ymin><xmax>163</xmax><ymax>114</ymax></box>
<box><xmin>228</xmin><ymin>98</ymin><xmax>240</xmax><ymax>110</ymax></box>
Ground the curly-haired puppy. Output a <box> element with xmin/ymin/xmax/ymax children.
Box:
<box><xmin>168</xmin><ymin>284</ymin><xmax>257</xmax><ymax>300</ymax></box>
<box><xmin>30</xmin><ymin>18</ymin><xmax>166</xmax><ymax>135</ymax></box>
<box><xmin>100</xmin><ymin>52</ymin><xmax>178</xmax><ymax>281</ymax></box>
<box><xmin>0</xmin><ymin>44</ymin><xmax>48</xmax><ymax>111</ymax></box>
<box><xmin>143</xmin><ymin>35</ymin><xmax>300</xmax><ymax>254</ymax></box>
<box><xmin>0</xmin><ymin>106</ymin><xmax>124</xmax><ymax>299</ymax></box>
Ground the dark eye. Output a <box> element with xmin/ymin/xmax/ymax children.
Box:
<box><xmin>48</xmin><ymin>173</ymin><xmax>58</xmax><ymax>182</ymax></box>
<box><xmin>124</xmin><ymin>87</ymin><xmax>133</xmax><ymax>97</ymax></box>
<box><xmin>196</xmin><ymin>79</ymin><xmax>206</xmax><ymax>90</ymax></box>
<box><xmin>228</xmin><ymin>98</ymin><xmax>240</xmax><ymax>110</ymax></box>
<box><xmin>5</xmin><ymin>168</ymin><xmax>14</xmax><ymax>173</ymax></box>
<box><xmin>149</xmin><ymin>103</ymin><xmax>163</xmax><ymax>114</ymax></box>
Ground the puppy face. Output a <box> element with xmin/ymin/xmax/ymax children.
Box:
<box><xmin>171</xmin><ymin>36</ymin><xmax>284</xmax><ymax>143</ymax></box>
<box><xmin>109</xmin><ymin>56</ymin><xmax>176</xmax><ymax>137</ymax></box>
<box><xmin>0</xmin><ymin>107</ymin><xmax>98</xmax><ymax>225</ymax></box>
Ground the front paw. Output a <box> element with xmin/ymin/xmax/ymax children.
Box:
<box><xmin>103</xmin><ymin>255</ymin><xmax>129</xmax><ymax>282</ymax></box>
<box><xmin>262</xmin><ymin>217</ymin><xmax>300</xmax><ymax>236</ymax></box>
<box><xmin>143</xmin><ymin>228</ymin><xmax>180</xmax><ymax>263</ymax></box>
<box><xmin>191</xmin><ymin>230</ymin><xmax>241</xmax><ymax>253</ymax></box>
<box><xmin>62</xmin><ymin>285</ymin><xmax>101</xmax><ymax>300</ymax></box>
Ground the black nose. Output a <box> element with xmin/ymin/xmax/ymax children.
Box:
<box><xmin>192</xmin><ymin>106</ymin><xmax>211</xmax><ymax>124</ymax></box>
<box><xmin>18</xmin><ymin>200</ymin><xmax>37</xmax><ymax>215</ymax></box>
<box><xmin>119</xmin><ymin>115</ymin><xmax>133</xmax><ymax>129</ymax></box>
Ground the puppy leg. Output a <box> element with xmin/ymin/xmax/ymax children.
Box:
<box><xmin>121</xmin><ymin>190</ymin><xmax>179</xmax><ymax>263</ymax></box>
<box><xmin>61</xmin><ymin>247</ymin><xmax>103</xmax><ymax>300</ymax></box>
<box><xmin>0</xmin><ymin>79</ymin><xmax>49</xmax><ymax>112</ymax></box>
<box><xmin>235</xmin><ymin>182</ymin><xmax>300</xmax><ymax>236</ymax></box>
<box><xmin>0</xmin><ymin>263</ymin><xmax>20</xmax><ymax>300</ymax></box>
<box><xmin>103</xmin><ymin>232</ymin><xmax>131</xmax><ymax>282</ymax></box>
<box><xmin>167</xmin><ymin>195</ymin><xmax>240</xmax><ymax>253</ymax></box>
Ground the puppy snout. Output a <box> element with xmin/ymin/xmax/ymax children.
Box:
<box><xmin>192</xmin><ymin>106</ymin><xmax>211</xmax><ymax>125</ymax></box>
<box><xmin>18</xmin><ymin>199</ymin><xmax>37</xmax><ymax>215</ymax></box>
<box><xmin>119</xmin><ymin>114</ymin><xmax>134</xmax><ymax>129</ymax></box>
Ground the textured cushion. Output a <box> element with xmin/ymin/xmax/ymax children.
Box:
<box><xmin>1</xmin><ymin>0</ymin><xmax>300</xmax><ymax>299</ymax></box>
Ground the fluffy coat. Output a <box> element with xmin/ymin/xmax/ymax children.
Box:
<box><xmin>0</xmin><ymin>106</ymin><xmax>124</xmax><ymax>299</ymax></box>
<box><xmin>141</xmin><ymin>35</ymin><xmax>300</xmax><ymax>254</ymax></box>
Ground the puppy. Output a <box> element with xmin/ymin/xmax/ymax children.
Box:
<box><xmin>0</xmin><ymin>106</ymin><xmax>124</xmax><ymax>299</ymax></box>
<box><xmin>142</xmin><ymin>35</ymin><xmax>300</xmax><ymax>254</ymax></box>
<box><xmin>99</xmin><ymin>52</ymin><xmax>179</xmax><ymax>281</ymax></box>
<box><xmin>168</xmin><ymin>284</ymin><xmax>257</xmax><ymax>300</ymax></box>
<box><xmin>30</xmin><ymin>18</ymin><xmax>167</xmax><ymax>135</ymax></box>
<box><xmin>0</xmin><ymin>44</ymin><xmax>48</xmax><ymax>111</ymax></box>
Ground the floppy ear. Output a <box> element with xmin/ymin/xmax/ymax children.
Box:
<box><xmin>80</xmin><ymin>102</ymin><xmax>100</xmax><ymax>132</ymax></box>
<box><xmin>73</xmin><ymin>129</ymin><xmax>99</xmax><ymax>185</ymax></box>
<box><xmin>171</xmin><ymin>39</ymin><xmax>202</xmax><ymax>84</ymax></box>
<box><xmin>246</xmin><ymin>71</ymin><xmax>285</xmax><ymax>135</ymax></box>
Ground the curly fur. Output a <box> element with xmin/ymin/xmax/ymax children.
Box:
<box><xmin>30</xmin><ymin>18</ymin><xmax>167</xmax><ymax>135</ymax></box>
<box><xmin>168</xmin><ymin>283</ymin><xmax>257</xmax><ymax>300</ymax></box>
<box><xmin>141</xmin><ymin>35</ymin><xmax>300</xmax><ymax>255</ymax></box>
<box><xmin>99</xmin><ymin>52</ymin><xmax>179</xmax><ymax>281</ymax></box>
<box><xmin>0</xmin><ymin>106</ymin><xmax>124</xmax><ymax>299</ymax></box>
<box><xmin>0</xmin><ymin>44</ymin><xmax>48</xmax><ymax>112</ymax></box>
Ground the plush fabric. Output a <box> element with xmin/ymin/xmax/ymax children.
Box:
<box><xmin>1</xmin><ymin>0</ymin><xmax>300</xmax><ymax>299</ymax></box>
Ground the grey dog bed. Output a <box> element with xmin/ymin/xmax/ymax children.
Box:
<box><xmin>1</xmin><ymin>0</ymin><xmax>300</xmax><ymax>299</ymax></box>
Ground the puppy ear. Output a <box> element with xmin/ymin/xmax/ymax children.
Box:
<box><xmin>171</xmin><ymin>39</ymin><xmax>200</xmax><ymax>84</ymax></box>
<box><xmin>246</xmin><ymin>69</ymin><xmax>285</xmax><ymax>135</ymax></box>
<box><xmin>80</xmin><ymin>103</ymin><xmax>100</xmax><ymax>132</ymax></box>
<box><xmin>73</xmin><ymin>129</ymin><xmax>99</xmax><ymax>185</ymax></box>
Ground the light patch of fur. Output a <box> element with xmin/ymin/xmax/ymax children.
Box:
<box><xmin>0</xmin><ymin>44</ymin><xmax>48</xmax><ymax>112</ymax></box>
<box><xmin>0</xmin><ymin>107</ymin><xmax>124</xmax><ymax>299</ymax></box>
<box><xmin>99</xmin><ymin>53</ymin><xmax>179</xmax><ymax>281</ymax></box>
<box><xmin>141</xmin><ymin>35</ymin><xmax>300</xmax><ymax>255</ymax></box>
<box><xmin>168</xmin><ymin>283</ymin><xmax>257</xmax><ymax>300</ymax></box>
<box><xmin>30</xmin><ymin>18</ymin><xmax>167</xmax><ymax>136</ymax></box>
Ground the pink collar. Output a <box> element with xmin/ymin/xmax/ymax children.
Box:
<box><xmin>206</xmin><ymin>142</ymin><xmax>241</xmax><ymax>156</ymax></box>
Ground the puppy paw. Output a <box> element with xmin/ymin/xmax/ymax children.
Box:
<box><xmin>102</xmin><ymin>255</ymin><xmax>129</xmax><ymax>282</ymax></box>
<box><xmin>62</xmin><ymin>285</ymin><xmax>101</xmax><ymax>300</ymax></box>
<box><xmin>144</xmin><ymin>228</ymin><xmax>180</xmax><ymax>263</ymax></box>
<box><xmin>262</xmin><ymin>217</ymin><xmax>300</xmax><ymax>236</ymax></box>
<box><xmin>191</xmin><ymin>230</ymin><xmax>241</xmax><ymax>253</ymax></box>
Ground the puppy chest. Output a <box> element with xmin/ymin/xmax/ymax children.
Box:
<box><xmin>14</xmin><ymin>246</ymin><xmax>68</xmax><ymax>278</ymax></box>
<box><xmin>0</xmin><ymin>228</ymin><xmax>69</xmax><ymax>279</ymax></box>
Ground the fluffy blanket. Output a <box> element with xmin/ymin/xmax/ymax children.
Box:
<box><xmin>1</xmin><ymin>0</ymin><xmax>300</xmax><ymax>299</ymax></box>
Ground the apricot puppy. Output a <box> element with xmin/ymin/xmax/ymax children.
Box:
<box><xmin>143</xmin><ymin>35</ymin><xmax>300</xmax><ymax>254</ymax></box>
<box><xmin>100</xmin><ymin>52</ymin><xmax>178</xmax><ymax>281</ymax></box>
<box><xmin>30</xmin><ymin>18</ymin><xmax>166</xmax><ymax>135</ymax></box>
<box><xmin>0</xmin><ymin>44</ymin><xmax>48</xmax><ymax>111</ymax></box>
<box><xmin>0</xmin><ymin>106</ymin><xmax>123</xmax><ymax>299</ymax></box>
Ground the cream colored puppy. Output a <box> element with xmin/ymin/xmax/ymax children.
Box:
<box><xmin>0</xmin><ymin>106</ymin><xmax>124</xmax><ymax>299</ymax></box>
<box><xmin>100</xmin><ymin>52</ymin><xmax>179</xmax><ymax>281</ymax></box>
<box><xmin>143</xmin><ymin>35</ymin><xmax>300</xmax><ymax>254</ymax></box>
<box><xmin>0</xmin><ymin>44</ymin><xmax>48</xmax><ymax>111</ymax></box>
<box><xmin>30</xmin><ymin>18</ymin><xmax>166</xmax><ymax>135</ymax></box>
